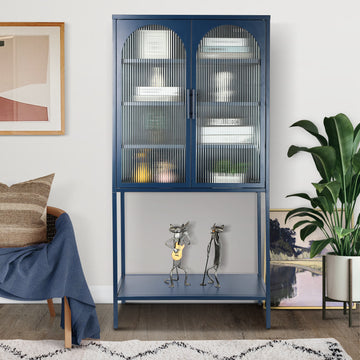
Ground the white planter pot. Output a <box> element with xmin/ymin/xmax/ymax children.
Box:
<box><xmin>326</xmin><ymin>254</ymin><xmax>360</xmax><ymax>302</ymax></box>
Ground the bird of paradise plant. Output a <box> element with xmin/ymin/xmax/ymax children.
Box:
<box><xmin>286</xmin><ymin>113</ymin><xmax>360</xmax><ymax>258</ymax></box>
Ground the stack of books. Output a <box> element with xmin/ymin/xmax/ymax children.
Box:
<box><xmin>198</xmin><ymin>37</ymin><xmax>252</xmax><ymax>59</ymax></box>
<box><xmin>134</xmin><ymin>86</ymin><xmax>181</xmax><ymax>101</ymax></box>
<box><xmin>201</xmin><ymin>125</ymin><xmax>254</xmax><ymax>144</ymax></box>
<box><xmin>208</xmin><ymin>118</ymin><xmax>243</xmax><ymax>126</ymax></box>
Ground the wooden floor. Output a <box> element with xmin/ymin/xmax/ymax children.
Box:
<box><xmin>0</xmin><ymin>303</ymin><xmax>359</xmax><ymax>358</ymax></box>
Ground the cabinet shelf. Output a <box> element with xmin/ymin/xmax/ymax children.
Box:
<box><xmin>198</xmin><ymin>101</ymin><xmax>260</xmax><ymax>107</ymax></box>
<box><xmin>122</xmin><ymin>144</ymin><xmax>185</xmax><ymax>149</ymax></box>
<box><xmin>122</xmin><ymin>58</ymin><xmax>185</xmax><ymax>64</ymax></box>
<box><xmin>197</xmin><ymin>143</ymin><xmax>257</xmax><ymax>149</ymax></box>
<box><xmin>198</xmin><ymin>58</ymin><xmax>260</xmax><ymax>65</ymax></box>
<box><xmin>117</xmin><ymin>274</ymin><xmax>266</xmax><ymax>301</ymax></box>
<box><xmin>123</xmin><ymin>101</ymin><xmax>184</xmax><ymax>106</ymax></box>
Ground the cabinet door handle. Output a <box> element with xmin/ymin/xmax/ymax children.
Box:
<box><xmin>191</xmin><ymin>89</ymin><xmax>196</xmax><ymax>119</ymax></box>
<box><xmin>186</xmin><ymin>89</ymin><xmax>190</xmax><ymax>119</ymax></box>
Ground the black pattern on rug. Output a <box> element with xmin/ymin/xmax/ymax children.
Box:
<box><xmin>0</xmin><ymin>342</ymin><xmax>70</xmax><ymax>359</ymax></box>
<box><xmin>0</xmin><ymin>339</ymin><xmax>350</xmax><ymax>360</ymax></box>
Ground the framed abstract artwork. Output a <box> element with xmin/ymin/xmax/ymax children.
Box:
<box><xmin>0</xmin><ymin>22</ymin><xmax>64</xmax><ymax>135</ymax></box>
<box><xmin>269</xmin><ymin>209</ymin><xmax>343</xmax><ymax>309</ymax></box>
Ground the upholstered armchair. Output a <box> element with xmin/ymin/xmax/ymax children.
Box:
<box><xmin>0</xmin><ymin>175</ymin><xmax>99</xmax><ymax>347</ymax></box>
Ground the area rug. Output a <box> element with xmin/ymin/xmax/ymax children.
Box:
<box><xmin>0</xmin><ymin>338</ymin><xmax>352</xmax><ymax>360</ymax></box>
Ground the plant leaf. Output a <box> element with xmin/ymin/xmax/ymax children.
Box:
<box><xmin>292</xmin><ymin>220</ymin><xmax>312</xmax><ymax>230</ymax></box>
<box><xmin>324</xmin><ymin>114</ymin><xmax>354</xmax><ymax>178</ymax></box>
<box><xmin>310</xmin><ymin>239</ymin><xmax>331</xmax><ymax>258</ymax></box>
<box><xmin>290</xmin><ymin>120</ymin><xmax>328</xmax><ymax>146</ymax></box>
<box><xmin>352</xmin><ymin>151</ymin><xmax>360</xmax><ymax>174</ymax></box>
<box><xmin>353</xmin><ymin>122</ymin><xmax>360</xmax><ymax>154</ymax></box>
<box><xmin>312</xmin><ymin>181</ymin><xmax>340</xmax><ymax>204</ymax></box>
<box><xmin>311</xmin><ymin>195</ymin><xmax>333</xmax><ymax>214</ymax></box>
<box><xmin>310</xmin><ymin>147</ymin><xmax>337</xmax><ymax>182</ymax></box>
<box><xmin>286</xmin><ymin>193</ymin><xmax>312</xmax><ymax>201</ymax></box>
<box><xmin>333</xmin><ymin>226</ymin><xmax>355</xmax><ymax>239</ymax></box>
<box><xmin>287</xmin><ymin>145</ymin><xmax>336</xmax><ymax>181</ymax></box>
<box><xmin>285</xmin><ymin>207</ymin><xmax>325</xmax><ymax>225</ymax></box>
<box><xmin>345</xmin><ymin>173</ymin><xmax>360</xmax><ymax>206</ymax></box>
<box><xmin>286</xmin><ymin>192</ymin><xmax>325</xmax><ymax>210</ymax></box>
<box><xmin>355</xmin><ymin>236</ymin><xmax>360</xmax><ymax>253</ymax></box>
<box><xmin>312</xmin><ymin>182</ymin><xmax>326</xmax><ymax>193</ymax></box>
<box><xmin>287</xmin><ymin>145</ymin><xmax>306</xmax><ymax>158</ymax></box>
<box><xmin>293</xmin><ymin>219</ymin><xmax>323</xmax><ymax>231</ymax></box>
<box><xmin>300</xmin><ymin>224</ymin><xmax>318</xmax><ymax>240</ymax></box>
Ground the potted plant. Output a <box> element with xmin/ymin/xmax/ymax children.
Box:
<box><xmin>286</xmin><ymin>113</ymin><xmax>360</xmax><ymax>302</ymax></box>
<box><xmin>212</xmin><ymin>160</ymin><xmax>248</xmax><ymax>183</ymax></box>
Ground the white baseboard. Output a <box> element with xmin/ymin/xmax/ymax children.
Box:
<box><xmin>0</xmin><ymin>298</ymin><xmax>51</xmax><ymax>304</ymax></box>
<box><xmin>0</xmin><ymin>285</ymin><xmax>113</xmax><ymax>304</ymax></box>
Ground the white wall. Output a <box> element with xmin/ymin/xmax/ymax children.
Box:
<box><xmin>1</xmin><ymin>0</ymin><xmax>359</xmax><ymax>303</ymax></box>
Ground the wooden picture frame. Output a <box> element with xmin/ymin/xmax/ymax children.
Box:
<box><xmin>0</xmin><ymin>22</ymin><xmax>64</xmax><ymax>135</ymax></box>
<box><xmin>269</xmin><ymin>209</ymin><xmax>345</xmax><ymax>309</ymax></box>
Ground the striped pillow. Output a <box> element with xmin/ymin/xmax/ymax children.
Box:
<box><xmin>0</xmin><ymin>174</ymin><xmax>54</xmax><ymax>247</ymax></box>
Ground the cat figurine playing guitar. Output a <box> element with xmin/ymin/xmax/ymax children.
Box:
<box><xmin>164</xmin><ymin>221</ymin><xmax>190</xmax><ymax>287</ymax></box>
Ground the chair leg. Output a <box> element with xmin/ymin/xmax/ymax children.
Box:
<box><xmin>64</xmin><ymin>296</ymin><xmax>72</xmax><ymax>348</ymax></box>
<box><xmin>47</xmin><ymin>299</ymin><xmax>56</xmax><ymax>317</ymax></box>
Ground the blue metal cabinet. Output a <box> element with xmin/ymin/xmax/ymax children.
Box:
<box><xmin>113</xmin><ymin>15</ymin><xmax>270</xmax><ymax>329</ymax></box>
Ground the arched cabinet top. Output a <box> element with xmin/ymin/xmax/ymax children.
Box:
<box><xmin>121</xmin><ymin>24</ymin><xmax>187</xmax><ymax>61</ymax></box>
<box><xmin>196</xmin><ymin>24</ymin><xmax>261</xmax><ymax>61</ymax></box>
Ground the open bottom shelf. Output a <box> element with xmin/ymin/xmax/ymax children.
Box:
<box><xmin>117</xmin><ymin>274</ymin><xmax>266</xmax><ymax>301</ymax></box>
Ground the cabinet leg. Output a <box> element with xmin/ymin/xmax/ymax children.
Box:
<box><xmin>265</xmin><ymin>299</ymin><xmax>271</xmax><ymax>329</ymax></box>
<box><xmin>113</xmin><ymin>300</ymin><xmax>119</xmax><ymax>329</ymax></box>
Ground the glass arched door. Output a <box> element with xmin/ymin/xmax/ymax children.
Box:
<box><xmin>120</xmin><ymin>25</ymin><xmax>187</xmax><ymax>184</ymax></box>
<box><xmin>195</xmin><ymin>24</ymin><xmax>262</xmax><ymax>185</ymax></box>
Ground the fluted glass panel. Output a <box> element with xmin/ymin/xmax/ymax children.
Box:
<box><xmin>196</xmin><ymin>25</ymin><xmax>261</xmax><ymax>184</ymax></box>
<box><xmin>121</xmin><ymin>25</ymin><xmax>186</xmax><ymax>183</ymax></box>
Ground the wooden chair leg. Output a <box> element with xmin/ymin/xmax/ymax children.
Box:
<box><xmin>47</xmin><ymin>299</ymin><xmax>56</xmax><ymax>317</ymax></box>
<box><xmin>64</xmin><ymin>296</ymin><xmax>72</xmax><ymax>348</ymax></box>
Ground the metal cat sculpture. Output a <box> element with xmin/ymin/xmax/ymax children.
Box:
<box><xmin>201</xmin><ymin>224</ymin><xmax>224</xmax><ymax>288</ymax></box>
<box><xmin>164</xmin><ymin>221</ymin><xmax>190</xmax><ymax>288</ymax></box>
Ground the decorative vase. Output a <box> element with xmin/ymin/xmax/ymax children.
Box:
<box><xmin>133</xmin><ymin>151</ymin><xmax>151</xmax><ymax>183</ymax></box>
<box><xmin>155</xmin><ymin>161</ymin><xmax>176</xmax><ymax>183</ymax></box>
<box><xmin>326</xmin><ymin>254</ymin><xmax>360</xmax><ymax>302</ymax></box>
<box><xmin>214</xmin><ymin>71</ymin><xmax>234</xmax><ymax>102</ymax></box>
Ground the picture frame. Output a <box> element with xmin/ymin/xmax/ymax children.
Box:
<box><xmin>0</xmin><ymin>22</ymin><xmax>64</xmax><ymax>135</ymax></box>
<box><xmin>269</xmin><ymin>209</ymin><xmax>344</xmax><ymax>309</ymax></box>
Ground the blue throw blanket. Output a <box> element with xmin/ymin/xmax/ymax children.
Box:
<box><xmin>0</xmin><ymin>213</ymin><xmax>100</xmax><ymax>345</ymax></box>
